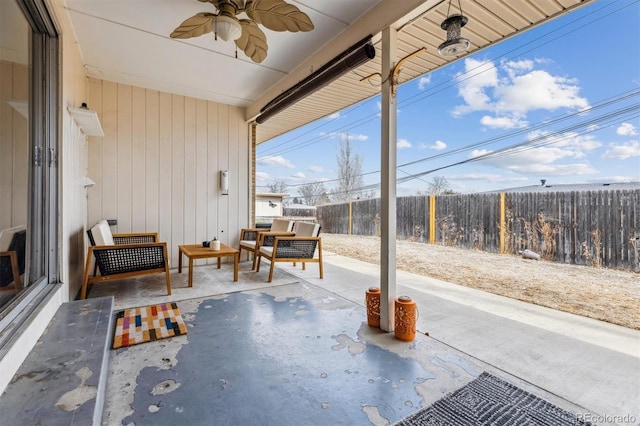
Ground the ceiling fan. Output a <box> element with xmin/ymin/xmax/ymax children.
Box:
<box><xmin>170</xmin><ymin>0</ymin><xmax>314</xmax><ymax>63</ymax></box>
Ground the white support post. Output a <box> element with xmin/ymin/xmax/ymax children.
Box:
<box><xmin>379</xmin><ymin>26</ymin><xmax>397</xmax><ymax>332</ymax></box>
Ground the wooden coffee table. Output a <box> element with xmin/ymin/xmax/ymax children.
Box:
<box><xmin>178</xmin><ymin>243</ymin><xmax>239</xmax><ymax>287</ymax></box>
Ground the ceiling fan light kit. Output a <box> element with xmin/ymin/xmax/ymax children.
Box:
<box><xmin>170</xmin><ymin>0</ymin><xmax>314</xmax><ymax>63</ymax></box>
<box><xmin>215</xmin><ymin>14</ymin><xmax>242</xmax><ymax>41</ymax></box>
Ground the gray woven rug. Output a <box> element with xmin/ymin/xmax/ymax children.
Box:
<box><xmin>395</xmin><ymin>372</ymin><xmax>591</xmax><ymax>425</ymax></box>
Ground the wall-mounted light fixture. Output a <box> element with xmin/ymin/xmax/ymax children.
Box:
<box><xmin>220</xmin><ymin>170</ymin><xmax>229</xmax><ymax>195</ymax></box>
<box><xmin>437</xmin><ymin>0</ymin><xmax>470</xmax><ymax>57</ymax></box>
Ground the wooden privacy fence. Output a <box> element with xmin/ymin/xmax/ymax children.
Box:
<box><xmin>316</xmin><ymin>189</ymin><xmax>640</xmax><ymax>271</ymax></box>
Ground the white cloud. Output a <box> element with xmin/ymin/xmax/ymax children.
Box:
<box><xmin>292</xmin><ymin>172</ymin><xmax>306</xmax><ymax>179</ymax></box>
<box><xmin>397</xmin><ymin>138</ymin><xmax>412</xmax><ymax>149</ymax></box>
<box><xmin>502</xmin><ymin>59</ymin><xmax>534</xmax><ymax>78</ymax></box>
<box><xmin>421</xmin><ymin>140</ymin><xmax>447</xmax><ymax>150</ymax></box>
<box><xmin>470</xmin><ymin>149</ymin><xmax>492</xmax><ymax>159</ymax></box>
<box><xmin>452</xmin><ymin>58</ymin><xmax>498</xmax><ymax>116</ymax></box>
<box><xmin>322</xmin><ymin>132</ymin><xmax>368</xmax><ymax>142</ymax></box>
<box><xmin>308</xmin><ymin>165</ymin><xmax>325</xmax><ymax>173</ymax></box>
<box><xmin>256</xmin><ymin>171</ymin><xmax>269</xmax><ymax>180</ymax></box>
<box><xmin>327</xmin><ymin>111</ymin><xmax>341</xmax><ymax>119</ymax></box>
<box><xmin>527</xmin><ymin>130</ymin><xmax>602</xmax><ymax>151</ymax></box>
<box><xmin>349</xmin><ymin>134</ymin><xmax>368</xmax><ymax>141</ymax></box>
<box><xmin>417</xmin><ymin>141</ymin><xmax>447</xmax><ymax>150</ymax></box>
<box><xmin>617</xmin><ymin>122</ymin><xmax>638</xmax><ymax>136</ymax></box>
<box><xmin>257</xmin><ymin>155</ymin><xmax>295</xmax><ymax>169</ymax></box>
<box><xmin>480</xmin><ymin>115</ymin><xmax>526</xmax><ymax>129</ymax></box>
<box><xmin>495</xmin><ymin>70</ymin><xmax>589</xmax><ymax>114</ymax></box>
<box><xmin>497</xmin><ymin>161</ymin><xmax>598</xmax><ymax>176</ymax></box>
<box><xmin>417</xmin><ymin>75</ymin><xmax>431</xmax><ymax>90</ymax></box>
<box><xmin>446</xmin><ymin>173</ymin><xmax>529</xmax><ymax>184</ymax></box>
<box><xmin>452</xmin><ymin>57</ymin><xmax>590</xmax><ymax>127</ymax></box>
<box><xmin>592</xmin><ymin>176</ymin><xmax>639</xmax><ymax>183</ymax></box>
<box><xmin>468</xmin><ymin>132</ymin><xmax>601</xmax><ymax>176</ymax></box>
<box><xmin>602</xmin><ymin>141</ymin><xmax>640</xmax><ymax>160</ymax></box>
<box><xmin>474</xmin><ymin>145</ymin><xmax>584</xmax><ymax>165</ymax></box>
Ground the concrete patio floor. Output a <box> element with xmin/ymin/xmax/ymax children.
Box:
<box><xmin>91</xmin><ymin>250</ymin><xmax>640</xmax><ymax>425</ymax></box>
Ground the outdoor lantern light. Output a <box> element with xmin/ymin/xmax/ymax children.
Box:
<box><xmin>220</xmin><ymin>170</ymin><xmax>229</xmax><ymax>195</ymax></box>
<box><xmin>438</xmin><ymin>0</ymin><xmax>471</xmax><ymax>57</ymax></box>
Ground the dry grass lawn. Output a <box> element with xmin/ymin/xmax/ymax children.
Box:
<box><xmin>320</xmin><ymin>233</ymin><xmax>640</xmax><ymax>330</ymax></box>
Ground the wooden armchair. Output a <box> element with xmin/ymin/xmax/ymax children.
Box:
<box><xmin>256</xmin><ymin>222</ymin><xmax>323</xmax><ymax>282</ymax></box>
<box><xmin>0</xmin><ymin>225</ymin><xmax>26</xmax><ymax>293</ymax></box>
<box><xmin>81</xmin><ymin>220</ymin><xmax>171</xmax><ymax>299</ymax></box>
<box><xmin>239</xmin><ymin>219</ymin><xmax>294</xmax><ymax>269</ymax></box>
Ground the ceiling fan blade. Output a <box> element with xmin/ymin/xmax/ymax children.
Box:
<box><xmin>170</xmin><ymin>13</ymin><xmax>215</xmax><ymax>39</ymax></box>
<box><xmin>245</xmin><ymin>0</ymin><xmax>314</xmax><ymax>32</ymax></box>
<box><xmin>235</xmin><ymin>20</ymin><xmax>268</xmax><ymax>63</ymax></box>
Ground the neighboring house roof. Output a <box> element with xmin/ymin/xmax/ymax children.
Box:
<box><xmin>256</xmin><ymin>193</ymin><xmax>288</xmax><ymax>198</ymax></box>
<box><xmin>486</xmin><ymin>182</ymin><xmax>640</xmax><ymax>194</ymax></box>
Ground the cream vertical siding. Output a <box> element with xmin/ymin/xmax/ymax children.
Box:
<box><xmin>87</xmin><ymin>80</ymin><xmax>250</xmax><ymax>266</ymax></box>
<box><xmin>60</xmin><ymin>0</ymin><xmax>93</xmax><ymax>298</ymax></box>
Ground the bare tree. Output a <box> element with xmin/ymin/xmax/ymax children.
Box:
<box><xmin>266</xmin><ymin>179</ymin><xmax>288</xmax><ymax>194</ymax></box>
<box><xmin>298</xmin><ymin>181</ymin><xmax>327</xmax><ymax>206</ymax></box>
<box><xmin>419</xmin><ymin>176</ymin><xmax>452</xmax><ymax>195</ymax></box>
<box><xmin>319</xmin><ymin>191</ymin><xmax>331</xmax><ymax>205</ymax></box>
<box><xmin>335</xmin><ymin>133</ymin><xmax>364</xmax><ymax>201</ymax></box>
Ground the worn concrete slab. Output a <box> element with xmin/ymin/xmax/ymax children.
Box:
<box><xmin>285</xmin><ymin>252</ymin><xmax>640</xmax><ymax>424</ymax></box>
<box><xmin>102</xmin><ymin>282</ymin><xmax>591</xmax><ymax>425</ymax></box>
<box><xmin>0</xmin><ymin>296</ymin><xmax>114</xmax><ymax>426</ymax></box>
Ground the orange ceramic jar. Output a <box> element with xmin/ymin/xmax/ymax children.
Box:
<box><xmin>365</xmin><ymin>287</ymin><xmax>381</xmax><ymax>327</ymax></box>
<box><xmin>394</xmin><ymin>295</ymin><xmax>417</xmax><ymax>341</ymax></box>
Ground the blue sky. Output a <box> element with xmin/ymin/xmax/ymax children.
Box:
<box><xmin>257</xmin><ymin>0</ymin><xmax>640</xmax><ymax>200</ymax></box>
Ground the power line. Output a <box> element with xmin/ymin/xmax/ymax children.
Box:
<box><xmin>259</xmin><ymin>1</ymin><xmax>637</xmax><ymax>158</ymax></box>
<box><xmin>261</xmin><ymin>90</ymin><xmax>639</xmax><ymax>191</ymax></box>
<box><xmin>279</xmin><ymin>102</ymin><xmax>639</xmax><ymax>200</ymax></box>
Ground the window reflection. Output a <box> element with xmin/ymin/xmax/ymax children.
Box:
<box><xmin>0</xmin><ymin>0</ymin><xmax>30</xmax><ymax>310</ymax></box>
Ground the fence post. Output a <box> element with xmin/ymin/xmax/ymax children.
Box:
<box><xmin>348</xmin><ymin>201</ymin><xmax>353</xmax><ymax>235</ymax></box>
<box><xmin>429</xmin><ymin>195</ymin><xmax>436</xmax><ymax>244</ymax></box>
<box><xmin>500</xmin><ymin>192</ymin><xmax>506</xmax><ymax>254</ymax></box>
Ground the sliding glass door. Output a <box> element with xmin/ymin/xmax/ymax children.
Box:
<box><xmin>0</xmin><ymin>0</ymin><xmax>59</xmax><ymax>327</ymax></box>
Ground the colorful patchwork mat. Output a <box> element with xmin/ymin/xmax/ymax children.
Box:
<box><xmin>112</xmin><ymin>302</ymin><xmax>187</xmax><ymax>349</ymax></box>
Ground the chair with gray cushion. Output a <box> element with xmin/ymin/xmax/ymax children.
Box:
<box><xmin>239</xmin><ymin>218</ymin><xmax>294</xmax><ymax>269</ymax></box>
<box><xmin>256</xmin><ymin>222</ymin><xmax>323</xmax><ymax>282</ymax></box>
<box><xmin>0</xmin><ymin>225</ymin><xmax>26</xmax><ymax>293</ymax></box>
<box><xmin>81</xmin><ymin>220</ymin><xmax>171</xmax><ymax>299</ymax></box>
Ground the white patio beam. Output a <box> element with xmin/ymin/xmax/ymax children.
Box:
<box><xmin>379</xmin><ymin>26</ymin><xmax>397</xmax><ymax>332</ymax></box>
